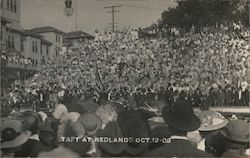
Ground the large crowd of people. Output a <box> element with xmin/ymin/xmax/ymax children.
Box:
<box><xmin>1</xmin><ymin>24</ymin><xmax>249</xmax><ymax>114</ymax></box>
<box><xmin>1</xmin><ymin>24</ymin><xmax>250</xmax><ymax>157</ymax></box>
<box><xmin>1</xmin><ymin>52</ymin><xmax>37</xmax><ymax>67</ymax></box>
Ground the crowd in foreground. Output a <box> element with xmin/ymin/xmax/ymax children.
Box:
<box><xmin>1</xmin><ymin>98</ymin><xmax>250</xmax><ymax>157</ymax></box>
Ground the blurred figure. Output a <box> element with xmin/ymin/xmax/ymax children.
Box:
<box><xmin>221</xmin><ymin>120</ymin><xmax>250</xmax><ymax>158</ymax></box>
<box><xmin>39</xmin><ymin>121</ymin><xmax>91</xmax><ymax>158</ymax></box>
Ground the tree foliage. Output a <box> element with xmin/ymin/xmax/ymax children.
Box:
<box><xmin>160</xmin><ymin>0</ymin><xmax>249</xmax><ymax>28</ymax></box>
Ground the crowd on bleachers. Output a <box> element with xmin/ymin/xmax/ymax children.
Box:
<box><xmin>1</xmin><ymin>24</ymin><xmax>250</xmax><ymax>157</ymax></box>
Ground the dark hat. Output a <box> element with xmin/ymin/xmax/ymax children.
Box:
<box><xmin>22</xmin><ymin>111</ymin><xmax>42</xmax><ymax>122</ymax></box>
<box><xmin>117</xmin><ymin>110</ymin><xmax>142</xmax><ymax>125</ymax></box>
<box><xmin>40</xmin><ymin>117</ymin><xmax>59</xmax><ymax>132</ymax></box>
<box><xmin>162</xmin><ymin>99</ymin><xmax>200</xmax><ymax>132</ymax></box>
<box><xmin>97</xmin><ymin>121</ymin><xmax>127</xmax><ymax>155</ymax></box>
<box><xmin>220</xmin><ymin>120</ymin><xmax>250</xmax><ymax>143</ymax></box>
<box><xmin>120</xmin><ymin>118</ymin><xmax>150</xmax><ymax>156</ymax></box>
<box><xmin>1</xmin><ymin>128</ymin><xmax>31</xmax><ymax>149</ymax></box>
<box><xmin>78</xmin><ymin>100</ymin><xmax>99</xmax><ymax>113</ymax></box>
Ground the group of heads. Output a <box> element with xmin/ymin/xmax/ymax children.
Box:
<box><xmin>1</xmin><ymin>99</ymin><xmax>249</xmax><ymax>157</ymax></box>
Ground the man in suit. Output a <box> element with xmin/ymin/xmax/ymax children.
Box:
<box><xmin>143</xmin><ymin>99</ymin><xmax>211</xmax><ymax>157</ymax></box>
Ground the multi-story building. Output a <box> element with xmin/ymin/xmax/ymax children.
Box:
<box><xmin>22</xmin><ymin>30</ymin><xmax>52</xmax><ymax>66</ymax></box>
<box><xmin>1</xmin><ymin>0</ymin><xmax>23</xmax><ymax>53</ymax></box>
<box><xmin>29</xmin><ymin>26</ymin><xmax>64</xmax><ymax>59</ymax></box>
<box><xmin>1</xmin><ymin>0</ymin><xmax>53</xmax><ymax>69</ymax></box>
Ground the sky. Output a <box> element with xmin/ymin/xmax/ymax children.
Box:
<box><xmin>21</xmin><ymin>0</ymin><xmax>177</xmax><ymax>34</ymax></box>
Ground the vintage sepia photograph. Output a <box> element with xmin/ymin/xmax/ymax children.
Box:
<box><xmin>0</xmin><ymin>0</ymin><xmax>250</xmax><ymax>157</ymax></box>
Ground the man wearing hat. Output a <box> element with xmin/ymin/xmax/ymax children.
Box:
<box><xmin>143</xmin><ymin>99</ymin><xmax>211</xmax><ymax>157</ymax></box>
<box><xmin>221</xmin><ymin>119</ymin><xmax>250</xmax><ymax>158</ymax></box>
<box><xmin>39</xmin><ymin>121</ymin><xmax>91</xmax><ymax>158</ymax></box>
<box><xmin>97</xmin><ymin>121</ymin><xmax>127</xmax><ymax>156</ymax></box>
<box><xmin>1</xmin><ymin>120</ymin><xmax>31</xmax><ymax>157</ymax></box>
<box><xmin>117</xmin><ymin>110</ymin><xmax>151</xmax><ymax>156</ymax></box>
<box><xmin>15</xmin><ymin>111</ymin><xmax>52</xmax><ymax>157</ymax></box>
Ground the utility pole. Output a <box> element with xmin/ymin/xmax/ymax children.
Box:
<box><xmin>104</xmin><ymin>5</ymin><xmax>122</xmax><ymax>32</ymax></box>
<box><xmin>75</xmin><ymin>0</ymin><xmax>78</xmax><ymax>30</ymax></box>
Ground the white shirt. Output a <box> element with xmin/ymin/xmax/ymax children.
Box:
<box><xmin>29</xmin><ymin>134</ymin><xmax>40</xmax><ymax>141</ymax></box>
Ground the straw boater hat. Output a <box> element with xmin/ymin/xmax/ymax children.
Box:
<box><xmin>1</xmin><ymin>119</ymin><xmax>22</xmax><ymax>132</ymax></box>
<box><xmin>1</xmin><ymin>126</ymin><xmax>31</xmax><ymax>149</ymax></box>
<box><xmin>60</xmin><ymin>112</ymin><xmax>81</xmax><ymax>123</ymax></box>
<box><xmin>162</xmin><ymin>99</ymin><xmax>201</xmax><ymax>132</ymax></box>
<box><xmin>52</xmin><ymin>104</ymin><xmax>68</xmax><ymax>120</ymax></box>
<box><xmin>195</xmin><ymin>110</ymin><xmax>229</xmax><ymax>131</ymax></box>
<box><xmin>97</xmin><ymin>121</ymin><xmax>127</xmax><ymax>155</ymax></box>
<box><xmin>220</xmin><ymin>120</ymin><xmax>250</xmax><ymax>143</ymax></box>
<box><xmin>1</xmin><ymin>119</ymin><xmax>30</xmax><ymax>149</ymax></box>
<box><xmin>57</xmin><ymin>121</ymin><xmax>86</xmax><ymax>142</ymax></box>
<box><xmin>77</xmin><ymin>113</ymin><xmax>102</xmax><ymax>136</ymax></box>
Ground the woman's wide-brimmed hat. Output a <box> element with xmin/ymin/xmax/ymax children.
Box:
<box><xmin>195</xmin><ymin>110</ymin><xmax>229</xmax><ymax>131</ymax></box>
<box><xmin>97</xmin><ymin>121</ymin><xmax>127</xmax><ymax>155</ymax></box>
<box><xmin>77</xmin><ymin>113</ymin><xmax>102</xmax><ymax>136</ymax></box>
<box><xmin>60</xmin><ymin>112</ymin><xmax>81</xmax><ymax>123</ymax></box>
<box><xmin>220</xmin><ymin>119</ymin><xmax>250</xmax><ymax>143</ymax></box>
<box><xmin>1</xmin><ymin>119</ymin><xmax>22</xmax><ymax>132</ymax></box>
<box><xmin>1</xmin><ymin>128</ymin><xmax>31</xmax><ymax>149</ymax></box>
<box><xmin>162</xmin><ymin>99</ymin><xmax>201</xmax><ymax>132</ymax></box>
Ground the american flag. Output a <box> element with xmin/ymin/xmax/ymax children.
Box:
<box><xmin>93</xmin><ymin>65</ymin><xmax>104</xmax><ymax>103</ymax></box>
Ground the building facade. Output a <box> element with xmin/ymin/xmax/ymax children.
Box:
<box><xmin>1</xmin><ymin>0</ymin><xmax>53</xmax><ymax>68</ymax></box>
<box><xmin>30</xmin><ymin>26</ymin><xmax>64</xmax><ymax>59</ymax></box>
<box><xmin>1</xmin><ymin>0</ymin><xmax>22</xmax><ymax>53</ymax></box>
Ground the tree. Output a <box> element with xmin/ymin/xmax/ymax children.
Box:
<box><xmin>160</xmin><ymin>0</ymin><xmax>249</xmax><ymax>29</ymax></box>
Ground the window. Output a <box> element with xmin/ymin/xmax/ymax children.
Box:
<box><xmin>35</xmin><ymin>42</ymin><xmax>38</xmax><ymax>53</ymax></box>
<box><xmin>11</xmin><ymin>36</ymin><xmax>15</xmax><ymax>48</ymax></box>
<box><xmin>7</xmin><ymin>36</ymin><xmax>11</xmax><ymax>48</ymax></box>
<box><xmin>46</xmin><ymin>46</ymin><xmax>49</xmax><ymax>55</ymax></box>
<box><xmin>56</xmin><ymin>34</ymin><xmax>61</xmax><ymax>43</ymax></box>
<box><xmin>14</xmin><ymin>0</ymin><xmax>16</xmax><ymax>12</ymax></box>
<box><xmin>32</xmin><ymin>41</ymin><xmax>35</xmax><ymax>52</ymax></box>
<box><xmin>1</xmin><ymin>0</ymin><xmax>4</xmax><ymax>9</ymax></box>
<box><xmin>21</xmin><ymin>40</ymin><xmax>24</xmax><ymax>51</ymax></box>
<box><xmin>55</xmin><ymin>47</ymin><xmax>57</xmax><ymax>56</ymax></box>
<box><xmin>7</xmin><ymin>0</ymin><xmax>9</xmax><ymax>10</ymax></box>
<box><xmin>55</xmin><ymin>47</ymin><xmax>60</xmax><ymax>56</ymax></box>
<box><xmin>10</xmin><ymin>0</ymin><xmax>13</xmax><ymax>11</ymax></box>
<box><xmin>32</xmin><ymin>41</ymin><xmax>38</xmax><ymax>53</ymax></box>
